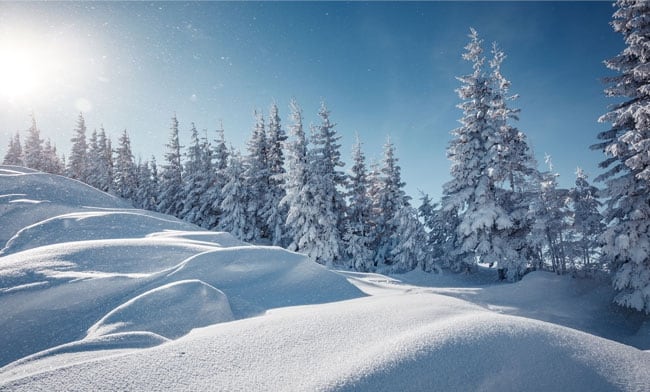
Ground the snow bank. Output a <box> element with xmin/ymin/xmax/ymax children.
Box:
<box><xmin>2</xmin><ymin>293</ymin><xmax>648</xmax><ymax>391</ymax></box>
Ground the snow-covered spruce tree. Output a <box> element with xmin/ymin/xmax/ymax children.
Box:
<box><xmin>343</xmin><ymin>135</ymin><xmax>374</xmax><ymax>271</ymax></box>
<box><xmin>419</xmin><ymin>193</ymin><xmax>457</xmax><ymax>272</ymax></box>
<box><xmin>3</xmin><ymin>132</ymin><xmax>23</xmax><ymax>166</ymax></box>
<box><xmin>133</xmin><ymin>158</ymin><xmax>158</xmax><ymax>211</ymax></box>
<box><xmin>113</xmin><ymin>129</ymin><xmax>137</xmax><ymax>201</ymax></box>
<box><xmin>373</xmin><ymin>138</ymin><xmax>408</xmax><ymax>269</ymax></box>
<box><xmin>264</xmin><ymin>103</ymin><xmax>288</xmax><ymax>245</ymax></box>
<box><xmin>442</xmin><ymin>29</ymin><xmax>517</xmax><ymax>277</ymax></box>
<box><xmin>592</xmin><ymin>0</ymin><xmax>650</xmax><ymax>313</ymax></box>
<box><xmin>281</xmin><ymin>99</ymin><xmax>320</xmax><ymax>258</ymax></box>
<box><xmin>568</xmin><ymin>168</ymin><xmax>604</xmax><ymax>270</ymax></box>
<box><xmin>157</xmin><ymin>116</ymin><xmax>185</xmax><ymax>217</ymax></box>
<box><xmin>41</xmin><ymin>139</ymin><xmax>64</xmax><ymax>175</ymax></box>
<box><xmin>529</xmin><ymin>156</ymin><xmax>571</xmax><ymax>274</ymax></box>
<box><xmin>243</xmin><ymin>111</ymin><xmax>270</xmax><ymax>242</ymax></box>
<box><xmin>23</xmin><ymin>115</ymin><xmax>45</xmax><ymax>171</ymax></box>
<box><xmin>203</xmin><ymin>125</ymin><xmax>229</xmax><ymax>230</ymax></box>
<box><xmin>218</xmin><ymin>148</ymin><xmax>249</xmax><ymax>240</ymax></box>
<box><xmin>307</xmin><ymin>102</ymin><xmax>346</xmax><ymax>265</ymax></box>
<box><xmin>390</xmin><ymin>203</ymin><xmax>428</xmax><ymax>273</ymax></box>
<box><xmin>67</xmin><ymin>113</ymin><xmax>89</xmax><ymax>182</ymax></box>
<box><xmin>85</xmin><ymin>127</ymin><xmax>114</xmax><ymax>192</ymax></box>
<box><xmin>180</xmin><ymin>123</ymin><xmax>213</xmax><ymax>227</ymax></box>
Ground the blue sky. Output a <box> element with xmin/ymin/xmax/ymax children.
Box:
<box><xmin>0</xmin><ymin>1</ymin><xmax>623</xmax><ymax>201</ymax></box>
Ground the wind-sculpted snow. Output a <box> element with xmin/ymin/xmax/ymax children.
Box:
<box><xmin>1</xmin><ymin>166</ymin><xmax>648</xmax><ymax>391</ymax></box>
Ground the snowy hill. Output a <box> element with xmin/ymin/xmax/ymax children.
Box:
<box><xmin>0</xmin><ymin>166</ymin><xmax>648</xmax><ymax>391</ymax></box>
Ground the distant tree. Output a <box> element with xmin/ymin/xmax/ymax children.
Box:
<box><xmin>180</xmin><ymin>123</ymin><xmax>212</xmax><ymax>227</ymax></box>
<box><xmin>419</xmin><ymin>193</ymin><xmax>456</xmax><ymax>272</ymax></box>
<box><xmin>157</xmin><ymin>115</ymin><xmax>185</xmax><ymax>217</ymax></box>
<box><xmin>3</xmin><ymin>132</ymin><xmax>23</xmax><ymax>166</ymax></box>
<box><xmin>281</xmin><ymin>99</ymin><xmax>320</xmax><ymax>258</ymax></box>
<box><xmin>592</xmin><ymin>0</ymin><xmax>650</xmax><ymax>313</ymax></box>
<box><xmin>264</xmin><ymin>103</ymin><xmax>288</xmax><ymax>245</ymax></box>
<box><xmin>567</xmin><ymin>168</ymin><xmax>604</xmax><ymax>270</ymax></box>
<box><xmin>23</xmin><ymin>115</ymin><xmax>44</xmax><ymax>171</ymax></box>
<box><xmin>343</xmin><ymin>135</ymin><xmax>374</xmax><ymax>271</ymax></box>
<box><xmin>243</xmin><ymin>111</ymin><xmax>270</xmax><ymax>241</ymax></box>
<box><xmin>134</xmin><ymin>158</ymin><xmax>158</xmax><ymax>210</ymax></box>
<box><xmin>203</xmin><ymin>124</ymin><xmax>229</xmax><ymax>230</ymax></box>
<box><xmin>68</xmin><ymin>113</ymin><xmax>89</xmax><ymax>182</ymax></box>
<box><xmin>113</xmin><ymin>129</ymin><xmax>137</xmax><ymax>201</ymax></box>
<box><xmin>218</xmin><ymin>149</ymin><xmax>249</xmax><ymax>239</ymax></box>
<box><xmin>41</xmin><ymin>139</ymin><xmax>64</xmax><ymax>175</ymax></box>
<box><xmin>306</xmin><ymin>102</ymin><xmax>346</xmax><ymax>265</ymax></box>
<box><xmin>86</xmin><ymin>128</ymin><xmax>114</xmax><ymax>192</ymax></box>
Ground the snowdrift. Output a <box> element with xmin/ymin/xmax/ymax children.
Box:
<box><xmin>1</xmin><ymin>166</ymin><xmax>648</xmax><ymax>391</ymax></box>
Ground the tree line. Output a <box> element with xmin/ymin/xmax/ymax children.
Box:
<box><xmin>3</xmin><ymin>0</ymin><xmax>649</xmax><ymax>313</ymax></box>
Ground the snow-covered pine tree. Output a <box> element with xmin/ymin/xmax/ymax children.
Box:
<box><xmin>281</xmin><ymin>99</ymin><xmax>320</xmax><ymax>257</ymax></box>
<box><xmin>264</xmin><ymin>103</ymin><xmax>288</xmax><ymax>245</ymax></box>
<box><xmin>390</xmin><ymin>203</ymin><xmax>428</xmax><ymax>273</ymax></box>
<box><xmin>67</xmin><ymin>113</ymin><xmax>89</xmax><ymax>182</ymax></box>
<box><xmin>113</xmin><ymin>129</ymin><xmax>137</xmax><ymax>201</ymax></box>
<box><xmin>243</xmin><ymin>111</ymin><xmax>270</xmax><ymax>241</ymax></box>
<box><xmin>443</xmin><ymin>29</ymin><xmax>513</xmax><ymax>275</ymax></box>
<box><xmin>530</xmin><ymin>156</ymin><xmax>571</xmax><ymax>274</ymax></box>
<box><xmin>568</xmin><ymin>168</ymin><xmax>604</xmax><ymax>270</ymax></box>
<box><xmin>134</xmin><ymin>158</ymin><xmax>158</xmax><ymax>211</ymax></box>
<box><xmin>3</xmin><ymin>132</ymin><xmax>23</xmax><ymax>166</ymax></box>
<box><xmin>23</xmin><ymin>115</ymin><xmax>45</xmax><ymax>171</ymax></box>
<box><xmin>86</xmin><ymin>129</ymin><xmax>102</xmax><ymax>189</ymax></box>
<box><xmin>373</xmin><ymin>138</ymin><xmax>408</xmax><ymax>269</ymax></box>
<box><xmin>41</xmin><ymin>139</ymin><xmax>64</xmax><ymax>175</ymax></box>
<box><xmin>419</xmin><ymin>193</ymin><xmax>457</xmax><ymax>272</ymax></box>
<box><xmin>157</xmin><ymin>116</ymin><xmax>185</xmax><ymax>217</ymax></box>
<box><xmin>343</xmin><ymin>135</ymin><xmax>374</xmax><ymax>271</ymax></box>
<box><xmin>218</xmin><ymin>148</ymin><xmax>249</xmax><ymax>240</ymax></box>
<box><xmin>86</xmin><ymin>127</ymin><xmax>114</xmax><ymax>192</ymax></box>
<box><xmin>180</xmin><ymin>123</ymin><xmax>210</xmax><ymax>226</ymax></box>
<box><xmin>592</xmin><ymin>0</ymin><xmax>650</xmax><ymax>313</ymax></box>
<box><xmin>306</xmin><ymin>102</ymin><xmax>346</xmax><ymax>265</ymax></box>
<box><xmin>203</xmin><ymin>124</ymin><xmax>229</xmax><ymax>230</ymax></box>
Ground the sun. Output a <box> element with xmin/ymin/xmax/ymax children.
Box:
<box><xmin>0</xmin><ymin>43</ymin><xmax>45</xmax><ymax>100</ymax></box>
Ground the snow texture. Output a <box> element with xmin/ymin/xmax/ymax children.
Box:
<box><xmin>0</xmin><ymin>166</ymin><xmax>648</xmax><ymax>391</ymax></box>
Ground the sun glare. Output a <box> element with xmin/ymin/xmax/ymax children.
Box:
<box><xmin>0</xmin><ymin>45</ymin><xmax>43</xmax><ymax>99</ymax></box>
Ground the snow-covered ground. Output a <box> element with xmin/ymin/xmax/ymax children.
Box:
<box><xmin>0</xmin><ymin>166</ymin><xmax>648</xmax><ymax>391</ymax></box>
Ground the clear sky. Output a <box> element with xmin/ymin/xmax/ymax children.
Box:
<box><xmin>0</xmin><ymin>1</ymin><xmax>624</xmax><ymax>202</ymax></box>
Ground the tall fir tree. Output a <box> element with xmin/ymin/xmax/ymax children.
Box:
<box><xmin>592</xmin><ymin>0</ymin><xmax>650</xmax><ymax>313</ymax></box>
<box><xmin>41</xmin><ymin>139</ymin><xmax>64</xmax><ymax>175</ymax></box>
<box><xmin>68</xmin><ymin>113</ymin><xmax>89</xmax><ymax>182</ymax></box>
<box><xmin>281</xmin><ymin>99</ymin><xmax>320</xmax><ymax>257</ymax></box>
<box><xmin>264</xmin><ymin>103</ymin><xmax>288</xmax><ymax>245</ymax></box>
<box><xmin>113</xmin><ymin>129</ymin><xmax>137</xmax><ymax>201</ymax></box>
<box><xmin>306</xmin><ymin>102</ymin><xmax>346</xmax><ymax>265</ymax></box>
<box><xmin>218</xmin><ymin>149</ymin><xmax>249</xmax><ymax>239</ymax></box>
<box><xmin>568</xmin><ymin>168</ymin><xmax>604</xmax><ymax>270</ymax></box>
<box><xmin>157</xmin><ymin>115</ymin><xmax>185</xmax><ymax>217</ymax></box>
<box><xmin>23</xmin><ymin>115</ymin><xmax>44</xmax><ymax>171</ymax></box>
<box><xmin>243</xmin><ymin>111</ymin><xmax>270</xmax><ymax>241</ymax></box>
<box><xmin>203</xmin><ymin>124</ymin><xmax>229</xmax><ymax>230</ymax></box>
<box><xmin>180</xmin><ymin>124</ymin><xmax>213</xmax><ymax>227</ymax></box>
<box><xmin>343</xmin><ymin>135</ymin><xmax>374</xmax><ymax>271</ymax></box>
<box><xmin>3</xmin><ymin>132</ymin><xmax>23</xmax><ymax>166</ymax></box>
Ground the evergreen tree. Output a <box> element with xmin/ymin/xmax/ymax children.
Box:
<box><xmin>592</xmin><ymin>0</ymin><xmax>650</xmax><ymax>313</ymax></box>
<box><xmin>419</xmin><ymin>193</ymin><xmax>456</xmax><ymax>272</ymax></box>
<box><xmin>23</xmin><ymin>115</ymin><xmax>44</xmax><ymax>171</ymax></box>
<box><xmin>218</xmin><ymin>149</ymin><xmax>249</xmax><ymax>239</ymax></box>
<box><xmin>344</xmin><ymin>136</ymin><xmax>374</xmax><ymax>271</ymax></box>
<box><xmin>68</xmin><ymin>113</ymin><xmax>89</xmax><ymax>182</ymax></box>
<box><xmin>180</xmin><ymin>124</ymin><xmax>212</xmax><ymax>227</ymax></box>
<box><xmin>134</xmin><ymin>158</ymin><xmax>158</xmax><ymax>210</ymax></box>
<box><xmin>373</xmin><ymin>138</ymin><xmax>408</xmax><ymax>269</ymax></box>
<box><xmin>85</xmin><ymin>127</ymin><xmax>114</xmax><ymax>192</ymax></box>
<box><xmin>157</xmin><ymin>115</ymin><xmax>185</xmax><ymax>217</ymax></box>
<box><xmin>568</xmin><ymin>168</ymin><xmax>604</xmax><ymax>270</ymax></box>
<box><xmin>282</xmin><ymin>99</ymin><xmax>320</xmax><ymax>257</ymax></box>
<box><xmin>3</xmin><ymin>132</ymin><xmax>23</xmax><ymax>166</ymax></box>
<box><xmin>113</xmin><ymin>129</ymin><xmax>137</xmax><ymax>201</ymax></box>
<box><xmin>41</xmin><ymin>139</ymin><xmax>64</xmax><ymax>175</ymax></box>
<box><xmin>390</xmin><ymin>204</ymin><xmax>428</xmax><ymax>272</ymax></box>
<box><xmin>264</xmin><ymin>103</ymin><xmax>288</xmax><ymax>245</ymax></box>
<box><xmin>307</xmin><ymin>102</ymin><xmax>346</xmax><ymax>265</ymax></box>
<box><xmin>243</xmin><ymin>111</ymin><xmax>270</xmax><ymax>241</ymax></box>
<box><xmin>203</xmin><ymin>125</ymin><xmax>229</xmax><ymax>230</ymax></box>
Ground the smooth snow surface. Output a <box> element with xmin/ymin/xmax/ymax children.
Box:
<box><xmin>1</xmin><ymin>166</ymin><xmax>648</xmax><ymax>391</ymax></box>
